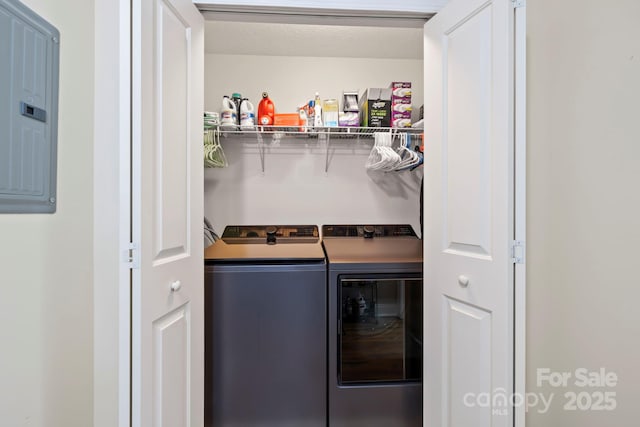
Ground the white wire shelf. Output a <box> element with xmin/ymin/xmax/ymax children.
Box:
<box><xmin>206</xmin><ymin>125</ymin><xmax>423</xmax><ymax>173</ymax></box>
<box><xmin>219</xmin><ymin>125</ymin><xmax>423</xmax><ymax>139</ymax></box>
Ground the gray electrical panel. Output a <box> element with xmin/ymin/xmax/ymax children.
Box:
<box><xmin>0</xmin><ymin>0</ymin><xmax>59</xmax><ymax>213</ymax></box>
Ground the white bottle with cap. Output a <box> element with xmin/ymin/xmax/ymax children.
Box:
<box><xmin>313</xmin><ymin>92</ymin><xmax>323</xmax><ymax>127</ymax></box>
<box><xmin>220</xmin><ymin>95</ymin><xmax>237</xmax><ymax>129</ymax></box>
<box><xmin>239</xmin><ymin>98</ymin><xmax>255</xmax><ymax>129</ymax></box>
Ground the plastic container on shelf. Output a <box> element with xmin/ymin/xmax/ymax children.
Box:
<box><xmin>298</xmin><ymin>107</ymin><xmax>308</xmax><ymax>132</ymax></box>
<box><xmin>231</xmin><ymin>92</ymin><xmax>243</xmax><ymax>124</ymax></box>
<box><xmin>273</xmin><ymin>113</ymin><xmax>301</xmax><ymax>126</ymax></box>
<box><xmin>322</xmin><ymin>98</ymin><xmax>339</xmax><ymax>127</ymax></box>
<box><xmin>239</xmin><ymin>98</ymin><xmax>255</xmax><ymax>129</ymax></box>
<box><xmin>313</xmin><ymin>92</ymin><xmax>323</xmax><ymax>127</ymax></box>
<box><xmin>220</xmin><ymin>96</ymin><xmax>237</xmax><ymax>129</ymax></box>
<box><xmin>257</xmin><ymin>92</ymin><xmax>275</xmax><ymax>125</ymax></box>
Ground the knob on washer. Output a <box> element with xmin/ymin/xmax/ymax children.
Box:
<box><xmin>266</xmin><ymin>226</ymin><xmax>277</xmax><ymax>245</ymax></box>
<box><xmin>363</xmin><ymin>226</ymin><xmax>375</xmax><ymax>239</ymax></box>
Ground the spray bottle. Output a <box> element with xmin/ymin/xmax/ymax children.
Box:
<box><xmin>313</xmin><ymin>92</ymin><xmax>323</xmax><ymax>127</ymax></box>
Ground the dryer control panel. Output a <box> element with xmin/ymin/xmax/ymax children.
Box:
<box><xmin>322</xmin><ymin>224</ymin><xmax>416</xmax><ymax>238</ymax></box>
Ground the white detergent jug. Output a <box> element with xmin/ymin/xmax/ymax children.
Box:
<box><xmin>220</xmin><ymin>96</ymin><xmax>237</xmax><ymax>129</ymax></box>
<box><xmin>239</xmin><ymin>98</ymin><xmax>255</xmax><ymax>129</ymax></box>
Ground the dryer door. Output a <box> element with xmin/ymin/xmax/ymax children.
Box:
<box><xmin>338</xmin><ymin>274</ymin><xmax>423</xmax><ymax>385</ymax></box>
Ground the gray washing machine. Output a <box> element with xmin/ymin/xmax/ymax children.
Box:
<box><xmin>204</xmin><ymin>225</ymin><xmax>326</xmax><ymax>427</ymax></box>
<box><xmin>323</xmin><ymin>224</ymin><xmax>423</xmax><ymax>427</ymax></box>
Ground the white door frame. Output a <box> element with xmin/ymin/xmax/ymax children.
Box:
<box><xmin>92</xmin><ymin>2</ymin><xmax>527</xmax><ymax>426</ymax></box>
<box><xmin>93</xmin><ymin>0</ymin><xmax>131</xmax><ymax>426</ymax></box>
<box><xmin>514</xmin><ymin>3</ymin><xmax>527</xmax><ymax>427</ymax></box>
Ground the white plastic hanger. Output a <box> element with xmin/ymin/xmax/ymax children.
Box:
<box><xmin>204</xmin><ymin>126</ymin><xmax>228</xmax><ymax>168</ymax></box>
<box><xmin>366</xmin><ymin>132</ymin><xmax>401</xmax><ymax>171</ymax></box>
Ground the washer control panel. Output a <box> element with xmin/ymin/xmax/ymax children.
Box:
<box><xmin>222</xmin><ymin>225</ymin><xmax>319</xmax><ymax>244</ymax></box>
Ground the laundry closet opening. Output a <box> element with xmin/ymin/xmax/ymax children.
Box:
<box><xmin>201</xmin><ymin>15</ymin><xmax>426</xmax><ymax>235</ymax></box>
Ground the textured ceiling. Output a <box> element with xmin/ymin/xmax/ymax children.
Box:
<box><xmin>204</xmin><ymin>21</ymin><xmax>423</xmax><ymax>59</ymax></box>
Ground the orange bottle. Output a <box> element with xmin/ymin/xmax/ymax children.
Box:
<box><xmin>257</xmin><ymin>92</ymin><xmax>275</xmax><ymax>125</ymax></box>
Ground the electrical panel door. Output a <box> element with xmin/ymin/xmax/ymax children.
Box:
<box><xmin>0</xmin><ymin>0</ymin><xmax>59</xmax><ymax>213</ymax></box>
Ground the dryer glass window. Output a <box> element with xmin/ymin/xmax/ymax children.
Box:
<box><xmin>338</xmin><ymin>275</ymin><xmax>422</xmax><ymax>384</ymax></box>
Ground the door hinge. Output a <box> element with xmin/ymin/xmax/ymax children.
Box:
<box><xmin>511</xmin><ymin>240</ymin><xmax>525</xmax><ymax>264</ymax></box>
<box><xmin>512</xmin><ymin>0</ymin><xmax>526</xmax><ymax>8</ymax></box>
<box><xmin>123</xmin><ymin>242</ymin><xmax>140</xmax><ymax>269</ymax></box>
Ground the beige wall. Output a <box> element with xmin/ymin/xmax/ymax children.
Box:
<box><xmin>204</xmin><ymin>52</ymin><xmax>424</xmax><ymax>236</ymax></box>
<box><xmin>0</xmin><ymin>0</ymin><xmax>94</xmax><ymax>426</ymax></box>
<box><xmin>527</xmin><ymin>0</ymin><xmax>640</xmax><ymax>424</ymax></box>
<box><xmin>4</xmin><ymin>1</ymin><xmax>640</xmax><ymax>426</ymax></box>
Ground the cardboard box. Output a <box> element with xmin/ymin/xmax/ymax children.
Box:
<box><xmin>392</xmin><ymin>99</ymin><xmax>412</xmax><ymax>114</ymax></box>
<box><xmin>359</xmin><ymin>88</ymin><xmax>392</xmax><ymax>127</ymax></box>
<box><xmin>391</xmin><ymin>110</ymin><xmax>412</xmax><ymax>120</ymax></box>
<box><xmin>391</xmin><ymin>98</ymin><xmax>412</xmax><ymax>125</ymax></box>
<box><xmin>392</xmin><ymin>104</ymin><xmax>412</xmax><ymax>127</ymax></box>
<box><xmin>392</xmin><ymin>118</ymin><xmax>412</xmax><ymax>128</ymax></box>
<box><xmin>342</xmin><ymin>91</ymin><xmax>359</xmax><ymax>112</ymax></box>
<box><xmin>339</xmin><ymin>112</ymin><xmax>359</xmax><ymax>127</ymax></box>
<box><xmin>390</xmin><ymin>81</ymin><xmax>411</xmax><ymax>89</ymax></box>
<box><xmin>273</xmin><ymin>113</ymin><xmax>301</xmax><ymax>126</ymax></box>
<box><xmin>390</xmin><ymin>82</ymin><xmax>412</xmax><ymax>101</ymax></box>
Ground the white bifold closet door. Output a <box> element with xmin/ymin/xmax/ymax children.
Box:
<box><xmin>423</xmin><ymin>0</ymin><xmax>515</xmax><ymax>425</ymax></box>
<box><xmin>131</xmin><ymin>0</ymin><xmax>204</xmax><ymax>426</ymax></box>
